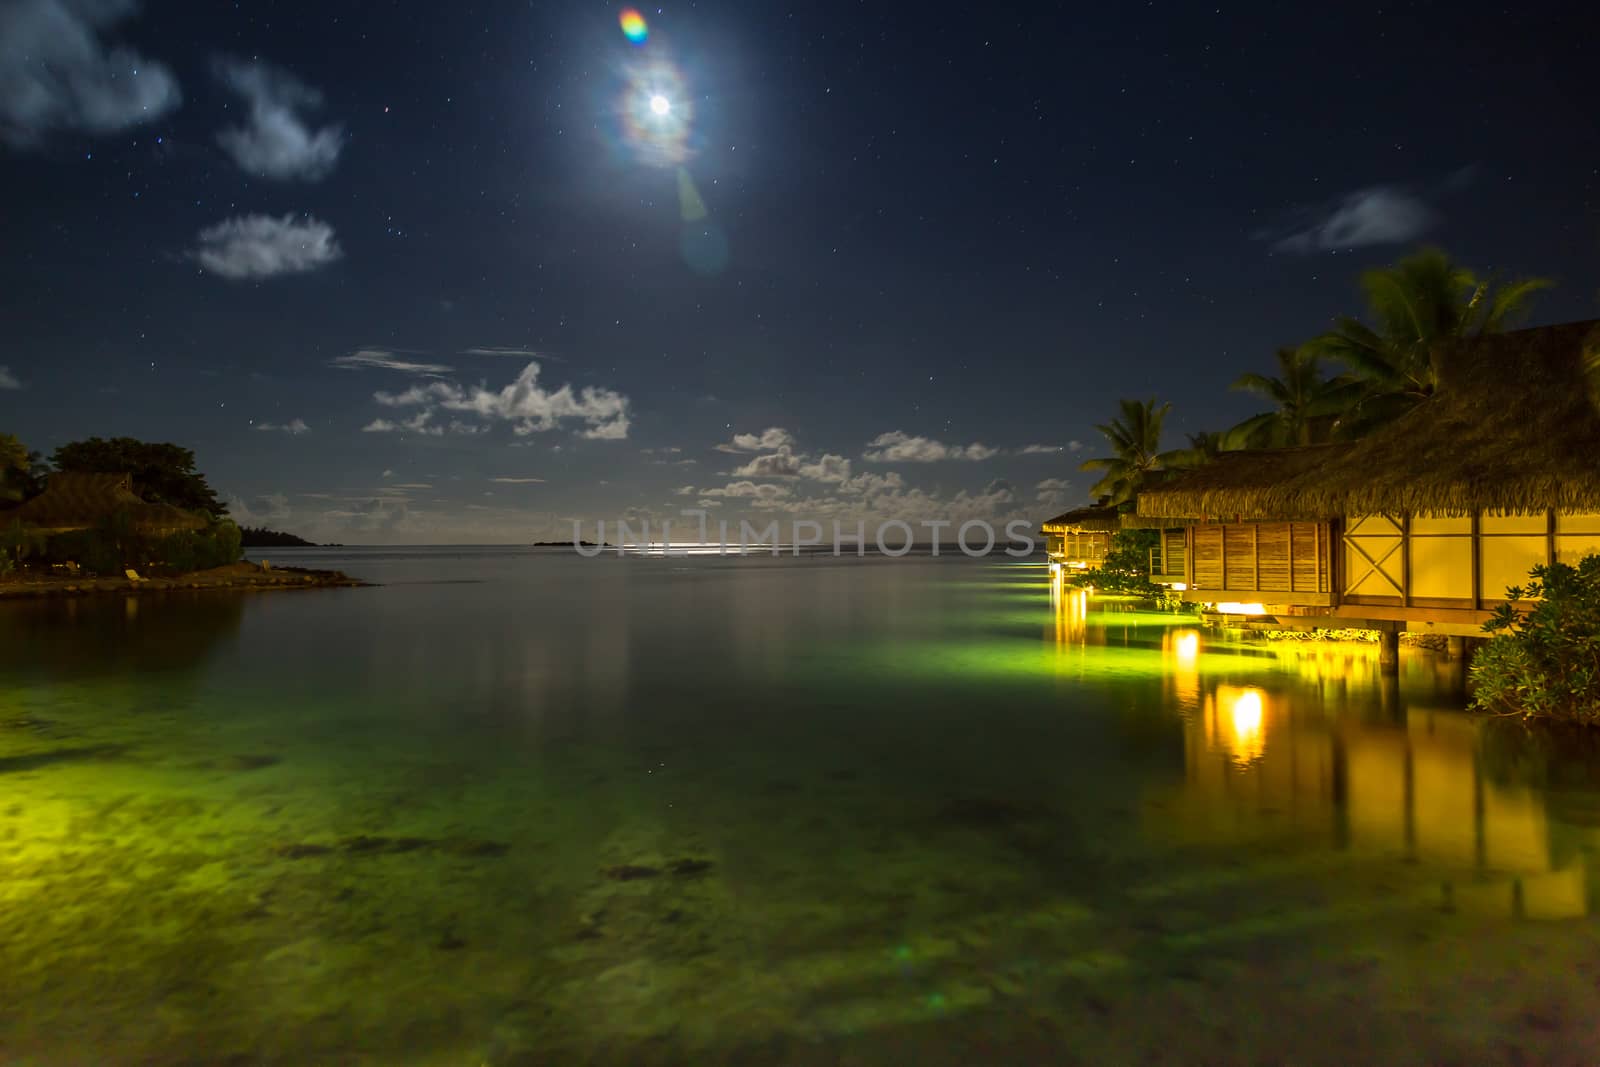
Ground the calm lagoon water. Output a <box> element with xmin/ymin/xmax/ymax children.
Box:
<box><xmin>4</xmin><ymin>548</ymin><xmax>1600</xmax><ymax>1064</ymax></box>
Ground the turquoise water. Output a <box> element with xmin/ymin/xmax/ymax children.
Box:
<box><xmin>4</xmin><ymin>549</ymin><xmax>1600</xmax><ymax>1064</ymax></box>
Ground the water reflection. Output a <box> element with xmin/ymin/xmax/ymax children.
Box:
<box><xmin>1152</xmin><ymin>673</ymin><xmax>1593</xmax><ymax>920</ymax></box>
<box><xmin>0</xmin><ymin>593</ymin><xmax>244</xmax><ymax>679</ymax></box>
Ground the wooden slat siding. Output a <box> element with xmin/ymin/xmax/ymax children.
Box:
<box><xmin>1165</xmin><ymin>529</ymin><xmax>1187</xmax><ymax>579</ymax></box>
<box><xmin>1253</xmin><ymin>524</ymin><xmax>1261</xmax><ymax>589</ymax></box>
<box><xmin>1548</xmin><ymin>509</ymin><xmax>1557</xmax><ymax>568</ymax></box>
<box><xmin>1256</xmin><ymin>522</ymin><xmax>1292</xmax><ymax>591</ymax></box>
<box><xmin>1194</xmin><ymin>526</ymin><xmax>1224</xmax><ymax>588</ymax></box>
<box><xmin>1224</xmin><ymin>526</ymin><xmax>1256</xmax><ymax>589</ymax></box>
<box><xmin>1291</xmin><ymin>523</ymin><xmax>1322</xmax><ymax>593</ymax></box>
<box><xmin>1317</xmin><ymin>522</ymin><xmax>1326</xmax><ymax>593</ymax></box>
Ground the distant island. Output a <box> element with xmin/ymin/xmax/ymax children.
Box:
<box><xmin>240</xmin><ymin>526</ymin><xmax>335</xmax><ymax>548</ymax></box>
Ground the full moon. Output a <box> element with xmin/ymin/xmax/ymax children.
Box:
<box><xmin>649</xmin><ymin>94</ymin><xmax>671</xmax><ymax>116</ymax></box>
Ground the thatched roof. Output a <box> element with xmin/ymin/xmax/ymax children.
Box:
<box><xmin>12</xmin><ymin>472</ymin><xmax>209</xmax><ymax>534</ymax></box>
<box><xmin>1040</xmin><ymin>504</ymin><xmax>1121</xmax><ymax>533</ymax></box>
<box><xmin>1138</xmin><ymin>319</ymin><xmax>1600</xmax><ymax>520</ymax></box>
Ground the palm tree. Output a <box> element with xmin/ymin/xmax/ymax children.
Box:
<box><xmin>1307</xmin><ymin>248</ymin><xmax>1552</xmax><ymax>433</ymax></box>
<box><xmin>1226</xmin><ymin>346</ymin><xmax>1361</xmax><ymax>448</ymax></box>
<box><xmin>1079</xmin><ymin>398</ymin><xmax>1185</xmax><ymax>505</ymax></box>
<box><xmin>1166</xmin><ymin>430</ymin><xmax>1229</xmax><ymax>470</ymax></box>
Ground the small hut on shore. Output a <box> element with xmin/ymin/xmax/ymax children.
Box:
<box><xmin>1135</xmin><ymin>319</ymin><xmax>1600</xmax><ymax>637</ymax></box>
<box><xmin>1040</xmin><ymin>503</ymin><xmax>1119</xmax><ymax>570</ymax></box>
<box><xmin>11</xmin><ymin>472</ymin><xmax>209</xmax><ymax>536</ymax></box>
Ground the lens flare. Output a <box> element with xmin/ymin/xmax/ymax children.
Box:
<box><xmin>619</xmin><ymin>8</ymin><xmax>648</xmax><ymax>44</ymax></box>
<box><xmin>619</xmin><ymin>61</ymin><xmax>693</xmax><ymax>166</ymax></box>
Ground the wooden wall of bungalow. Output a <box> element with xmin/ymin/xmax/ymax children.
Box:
<box><xmin>1040</xmin><ymin>508</ymin><xmax>1117</xmax><ymax>568</ymax></box>
<box><xmin>1044</xmin><ymin>527</ymin><xmax>1111</xmax><ymax>567</ymax></box>
<box><xmin>1149</xmin><ymin>510</ymin><xmax>1600</xmax><ymax>631</ymax></box>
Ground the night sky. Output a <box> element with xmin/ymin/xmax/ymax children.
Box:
<box><xmin>2</xmin><ymin>0</ymin><xmax>1596</xmax><ymax>543</ymax></box>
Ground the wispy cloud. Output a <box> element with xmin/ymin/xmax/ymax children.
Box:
<box><xmin>490</xmin><ymin>476</ymin><xmax>546</xmax><ymax>484</ymax></box>
<box><xmin>697</xmin><ymin>481</ymin><xmax>792</xmax><ymax>500</ymax></box>
<box><xmin>716</xmin><ymin>427</ymin><xmax>795</xmax><ymax>453</ymax></box>
<box><xmin>863</xmin><ymin>431</ymin><xmax>998</xmax><ymax>463</ymax></box>
<box><xmin>462</xmin><ymin>346</ymin><xmax>552</xmax><ymax>359</ymax></box>
<box><xmin>254</xmin><ymin>417</ymin><xmax>310</xmax><ymax>434</ymax></box>
<box><xmin>1270</xmin><ymin>185</ymin><xmax>1434</xmax><ymax>253</ymax></box>
<box><xmin>213</xmin><ymin>58</ymin><xmax>342</xmax><ymax>180</ymax></box>
<box><xmin>0</xmin><ymin>0</ymin><xmax>180</xmax><ymax>147</ymax></box>
<box><xmin>0</xmin><ymin>366</ymin><xmax>19</xmax><ymax>389</ymax></box>
<box><xmin>192</xmin><ymin>214</ymin><xmax>341</xmax><ymax>280</ymax></box>
<box><xmin>370</xmin><ymin>361</ymin><xmax>631</xmax><ymax>440</ymax></box>
<box><xmin>331</xmin><ymin>349</ymin><xmax>453</xmax><ymax>374</ymax></box>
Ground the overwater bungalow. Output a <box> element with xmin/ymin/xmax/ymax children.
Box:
<box><xmin>1135</xmin><ymin>319</ymin><xmax>1600</xmax><ymax>646</ymax></box>
<box><xmin>1039</xmin><ymin>503</ymin><xmax>1117</xmax><ymax>571</ymax></box>
<box><xmin>10</xmin><ymin>472</ymin><xmax>208</xmax><ymax>536</ymax></box>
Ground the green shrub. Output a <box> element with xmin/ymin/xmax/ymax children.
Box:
<box><xmin>208</xmin><ymin>520</ymin><xmax>241</xmax><ymax>566</ymax></box>
<box><xmin>151</xmin><ymin>520</ymin><xmax>241</xmax><ymax>572</ymax></box>
<box><xmin>1074</xmin><ymin>528</ymin><xmax>1163</xmax><ymax>596</ymax></box>
<box><xmin>1471</xmin><ymin>555</ymin><xmax>1600</xmax><ymax>723</ymax></box>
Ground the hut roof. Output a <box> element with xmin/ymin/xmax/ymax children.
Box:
<box><xmin>12</xmin><ymin>471</ymin><xmax>209</xmax><ymax>533</ymax></box>
<box><xmin>1137</xmin><ymin>319</ymin><xmax>1600</xmax><ymax>520</ymax></box>
<box><xmin>1040</xmin><ymin>504</ymin><xmax>1121</xmax><ymax>532</ymax></box>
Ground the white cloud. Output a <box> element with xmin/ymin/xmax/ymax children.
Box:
<box><xmin>330</xmin><ymin>349</ymin><xmax>453</xmax><ymax>374</ymax></box>
<box><xmin>698</xmin><ymin>481</ymin><xmax>792</xmax><ymax>500</ymax></box>
<box><xmin>363</xmin><ymin>412</ymin><xmax>440</xmax><ymax>436</ymax></box>
<box><xmin>716</xmin><ymin>427</ymin><xmax>795</xmax><ymax>453</ymax></box>
<box><xmin>798</xmin><ymin>453</ymin><xmax>851</xmax><ymax>483</ymax></box>
<box><xmin>370</xmin><ymin>361</ymin><xmax>631</xmax><ymax>440</ymax></box>
<box><xmin>1035</xmin><ymin>477</ymin><xmax>1073</xmax><ymax>508</ymax></box>
<box><xmin>837</xmin><ymin>470</ymin><xmax>904</xmax><ymax>496</ymax></box>
<box><xmin>0</xmin><ymin>366</ymin><xmax>19</xmax><ymax>389</ymax></box>
<box><xmin>731</xmin><ymin>445</ymin><xmax>802</xmax><ymax>478</ymax></box>
<box><xmin>388</xmin><ymin>482</ymin><xmax>431</xmax><ymax>489</ymax></box>
<box><xmin>1019</xmin><ymin>443</ymin><xmax>1061</xmax><ymax>455</ymax></box>
<box><xmin>1273</xmin><ymin>186</ymin><xmax>1433</xmax><ymax>253</ymax></box>
<box><xmin>255</xmin><ymin>417</ymin><xmax>309</xmax><ymax>435</ymax></box>
<box><xmin>1069</xmin><ymin>440</ymin><xmax>1083</xmax><ymax>453</ymax></box>
<box><xmin>0</xmin><ymin>0</ymin><xmax>180</xmax><ymax>147</ymax></box>
<box><xmin>192</xmin><ymin>214</ymin><xmax>341</xmax><ymax>280</ymax></box>
<box><xmin>490</xmin><ymin>477</ymin><xmax>546</xmax><ymax>484</ymax></box>
<box><xmin>863</xmin><ymin>431</ymin><xmax>999</xmax><ymax>463</ymax></box>
<box><xmin>214</xmin><ymin>58</ymin><xmax>342</xmax><ymax>180</ymax></box>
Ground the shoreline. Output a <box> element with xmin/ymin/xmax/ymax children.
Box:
<box><xmin>0</xmin><ymin>561</ymin><xmax>369</xmax><ymax>600</ymax></box>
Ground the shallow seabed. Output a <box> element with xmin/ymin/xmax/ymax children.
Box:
<box><xmin>4</xmin><ymin>548</ymin><xmax>1600</xmax><ymax>1065</ymax></box>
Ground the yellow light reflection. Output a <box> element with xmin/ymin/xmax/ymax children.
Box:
<box><xmin>1051</xmin><ymin>574</ymin><xmax>1087</xmax><ymax>646</ymax></box>
<box><xmin>1164</xmin><ymin>628</ymin><xmax>1201</xmax><ymax>710</ymax></box>
<box><xmin>1215</xmin><ymin>602</ymin><xmax>1267</xmax><ymax>615</ymax></box>
<box><xmin>1205</xmin><ymin>685</ymin><xmax>1267</xmax><ymax>766</ymax></box>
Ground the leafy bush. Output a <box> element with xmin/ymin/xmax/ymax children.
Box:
<box><xmin>1</xmin><ymin>519</ymin><xmax>47</xmax><ymax>575</ymax></box>
<box><xmin>1471</xmin><ymin>555</ymin><xmax>1600</xmax><ymax>723</ymax></box>
<box><xmin>35</xmin><ymin>515</ymin><xmax>241</xmax><ymax>576</ymax></box>
<box><xmin>1075</xmin><ymin>528</ymin><xmax>1162</xmax><ymax>596</ymax></box>
<box><xmin>153</xmin><ymin>521</ymin><xmax>241</xmax><ymax>572</ymax></box>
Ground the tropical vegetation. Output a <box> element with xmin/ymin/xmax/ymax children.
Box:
<box><xmin>1077</xmin><ymin>399</ymin><xmax>1186</xmax><ymax>505</ymax></box>
<box><xmin>1074</xmin><ymin>247</ymin><xmax>1556</xmax><ymax>500</ymax></box>
<box><xmin>1</xmin><ymin>434</ymin><xmax>241</xmax><ymax>576</ymax></box>
<box><xmin>1471</xmin><ymin>556</ymin><xmax>1600</xmax><ymax>724</ymax></box>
